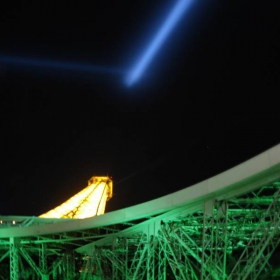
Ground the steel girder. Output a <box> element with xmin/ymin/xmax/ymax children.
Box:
<box><xmin>1</xmin><ymin>183</ymin><xmax>280</xmax><ymax>279</ymax></box>
<box><xmin>228</xmin><ymin>187</ymin><xmax>280</xmax><ymax>280</ymax></box>
<box><xmin>78</xmin><ymin>184</ymin><xmax>280</xmax><ymax>280</ymax></box>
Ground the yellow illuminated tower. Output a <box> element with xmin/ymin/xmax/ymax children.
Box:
<box><xmin>39</xmin><ymin>176</ymin><xmax>113</xmax><ymax>219</ymax></box>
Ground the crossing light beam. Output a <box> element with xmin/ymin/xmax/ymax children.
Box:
<box><xmin>0</xmin><ymin>55</ymin><xmax>125</xmax><ymax>76</ymax></box>
<box><xmin>125</xmin><ymin>0</ymin><xmax>194</xmax><ymax>87</ymax></box>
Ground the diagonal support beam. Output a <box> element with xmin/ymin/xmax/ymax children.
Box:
<box><xmin>0</xmin><ymin>250</ymin><xmax>9</xmax><ymax>263</ymax></box>
<box><xmin>20</xmin><ymin>247</ymin><xmax>41</xmax><ymax>277</ymax></box>
<box><xmin>228</xmin><ymin>187</ymin><xmax>280</xmax><ymax>279</ymax></box>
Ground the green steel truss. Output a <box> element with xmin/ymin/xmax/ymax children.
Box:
<box><xmin>1</xmin><ymin>182</ymin><xmax>280</xmax><ymax>279</ymax></box>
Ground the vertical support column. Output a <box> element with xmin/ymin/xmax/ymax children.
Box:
<box><xmin>64</xmin><ymin>253</ymin><xmax>75</xmax><ymax>280</ymax></box>
<box><xmin>124</xmin><ymin>237</ymin><xmax>128</xmax><ymax>280</ymax></box>
<box><xmin>200</xmin><ymin>200</ymin><xmax>214</xmax><ymax>280</ymax></box>
<box><xmin>157</xmin><ymin>234</ymin><xmax>167</xmax><ymax>280</ymax></box>
<box><xmin>112</xmin><ymin>237</ymin><xmax>118</xmax><ymax>280</ymax></box>
<box><xmin>39</xmin><ymin>243</ymin><xmax>49</xmax><ymax>280</ymax></box>
<box><xmin>201</xmin><ymin>200</ymin><xmax>228</xmax><ymax>280</ymax></box>
<box><xmin>145</xmin><ymin>221</ymin><xmax>161</xmax><ymax>280</ymax></box>
<box><xmin>222</xmin><ymin>202</ymin><xmax>228</xmax><ymax>280</ymax></box>
<box><xmin>10</xmin><ymin>237</ymin><xmax>20</xmax><ymax>280</ymax></box>
<box><xmin>146</xmin><ymin>236</ymin><xmax>155</xmax><ymax>280</ymax></box>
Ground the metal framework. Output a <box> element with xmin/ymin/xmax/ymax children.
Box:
<box><xmin>1</xmin><ymin>144</ymin><xmax>280</xmax><ymax>279</ymax></box>
<box><xmin>40</xmin><ymin>176</ymin><xmax>113</xmax><ymax>219</ymax></box>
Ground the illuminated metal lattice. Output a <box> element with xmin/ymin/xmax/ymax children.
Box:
<box><xmin>2</xmin><ymin>145</ymin><xmax>280</xmax><ymax>279</ymax></box>
<box><xmin>39</xmin><ymin>176</ymin><xmax>113</xmax><ymax>219</ymax></box>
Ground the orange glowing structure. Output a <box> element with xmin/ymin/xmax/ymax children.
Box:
<box><xmin>39</xmin><ymin>176</ymin><xmax>113</xmax><ymax>219</ymax></box>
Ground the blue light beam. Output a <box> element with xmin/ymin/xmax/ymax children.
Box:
<box><xmin>125</xmin><ymin>0</ymin><xmax>194</xmax><ymax>87</ymax></box>
<box><xmin>0</xmin><ymin>55</ymin><xmax>125</xmax><ymax>76</ymax></box>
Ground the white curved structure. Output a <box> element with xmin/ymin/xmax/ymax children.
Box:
<box><xmin>1</xmin><ymin>143</ymin><xmax>280</xmax><ymax>279</ymax></box>
<box><xmin>1</xmin><ymin>143</ymin><xmax>280</xmax><ymax>238</ymax></box>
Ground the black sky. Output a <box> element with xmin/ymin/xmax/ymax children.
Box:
<box><xmin>1</xmin><ymin>0</ymin><xmax>279</xmax><ymax>216</ymax></box>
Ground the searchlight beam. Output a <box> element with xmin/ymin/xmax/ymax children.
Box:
<box><xmin>0</xmin><ymin>55</ymin><xmax>124</xmax><ymax>75</ymax></box>
<box><xmin>125</xmin><ymin>0</ymin><xmax>194</xmax><ymax>86</ymax></box>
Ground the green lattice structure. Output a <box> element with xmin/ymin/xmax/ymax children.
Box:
<box><xmin>1</xmin><ymin>144</ymin><xmax>280</xmax><ymax>279</ymax></box>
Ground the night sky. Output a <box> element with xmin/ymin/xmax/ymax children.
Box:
<box><xmin>1</xmin><ymin>0</ymin><xmax>279</xmax><ymax>216</ymax></box>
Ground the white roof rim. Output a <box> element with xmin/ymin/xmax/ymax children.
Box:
<box><xmin>1</xmin><ymin>143</ymin><xmax>280</xmax><ymax>238</ymax></box>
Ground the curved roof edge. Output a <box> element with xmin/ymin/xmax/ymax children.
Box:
<box><xmin>1</xmin><ymin>143</ymin><xmax>280</xmax><ymax>238</ymax></box>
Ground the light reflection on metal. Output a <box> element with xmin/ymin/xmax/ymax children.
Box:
<box><xmin>125</xmin><ymin>0</ymin><xmax>194</xmax><ymax>86</ymax></box>
<box><xmin>39</xmin><ymin>176</ymin><xmax>113</xmax><ymax>219</ymax></box>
